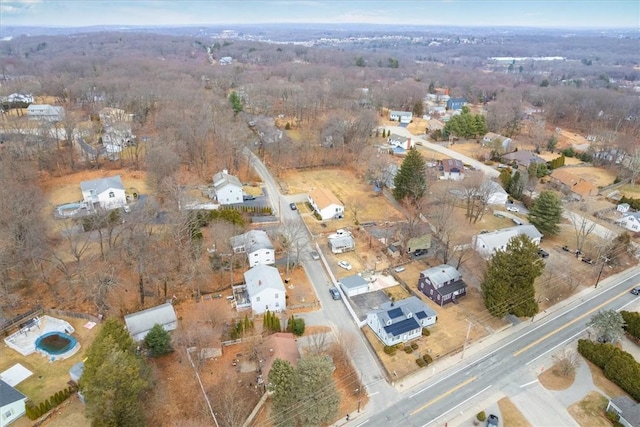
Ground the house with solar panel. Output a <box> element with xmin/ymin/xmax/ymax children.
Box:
<box><xmin>366</xmin><ymin>296</ymin><xmax>437</xmax><ymax>346</ymax></box>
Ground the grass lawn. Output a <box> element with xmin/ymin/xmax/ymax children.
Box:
<box><xmin>567</xmin><ymin>391</ymin><xmax>610</xmax><ymax>427</ymax></box>
<box><xmin>538</xmin><ymin>361</ymin><xmax>575</xmax><ymax>390</ymax></box>
<box><xmin>584</xmin><ymin>360</ymin><xmax>629</xmax><ymax>399</ymax></box>
<box><xmin>498</xmin><ymin>397</ymin><xmax>532</xmax><ymax>427</ymax></box>
<box><xmin>618</xmin><ymin>183</ymin><xmax>640</xmax><ymax>198</ymax></box>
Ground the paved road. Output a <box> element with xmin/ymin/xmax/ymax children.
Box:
<box><xmin>361</xmin><ymin>267</ymin><xmax>640</xmax><ymax>427</ymax></box>
<box><xmin>383</xmin><ymin>126</ymin><xmax>499</xmax><ymax>179</ymax></box>
<box><xmin>244</xmin><ymin>148</ymin><xmax>397</xmax><ymax>411</ymax></box>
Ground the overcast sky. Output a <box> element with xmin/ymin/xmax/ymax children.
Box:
<box><xmin>1</xmin><ymin>0</ymin><xmax>638</xmax><ymax>29</ymax></box>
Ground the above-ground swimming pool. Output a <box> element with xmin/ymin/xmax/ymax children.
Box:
<box><xmin>57</xmin><ymin>203</ymin><xmax>84</xmax><ymax>217</ymax></box>
<box><xmin>35</xmin><ymin>332</ymin><xmax>77</xmax><ymax>356</ymax></box>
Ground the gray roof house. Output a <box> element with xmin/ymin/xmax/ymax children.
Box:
<box><xmin>606</xmin><ymin>396</ymin><xmax>640</xmax><ymax>427</ymax></box>
<box><xmin>124</xmin><ymin>302</ymin><xmax>178</xmax><ymax>342</ymax></box>
<box><xmin>418</xmin><ymin>264</ymin><xmax>467</xmax><ymax>306</ymax></box>
<box><xmin>230</xmin><ymin>230</ymin><xmax>275</xmax><ymax>267</ymax></box>
<box><xmin>242</xmin><ymin>265</ymin><xmax>286</xmax><ymax>314</ymax></box>
<box><xmin>474</xmin><ymin>224</ymin><xmax>543</xmax><ymax>258</ymax></box>
<box><xmin>328</xmin><ymin>234</ymin><xmax>356</xmax><ymax>254</ymax></box>
<box><xmin>339</xmin><ymin>274</ymin><xmax>370</xmax><ymax>297</ymax></box>
<box><xmin>366</xmin><ymin>296</ymin><xmax>437</xmax><ymax>346</ymax></box>
<box><xmin>501</xmin><ymin>150</ymin><xmax>546</xmax><ymax>168</ymax></box>
<box><xmin>0</xmin><ymin>379</ymin><xmax>27</xmax><ymax>426</ymax></box>
<box><xmin>212</xmin><ymin>170</ymin><xmax>243</xmax><ymax>205</ymax></box>
<box><xmin>80</xmin><ymin>175</ymin><xmax>128</xmax><ymax>210</ymax></box>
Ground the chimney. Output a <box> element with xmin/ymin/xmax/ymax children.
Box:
<box><xmin>223</xmin><ymin>169</ymin><xmax>229</xmax><ymax>175</ymax></box>
<box><xmin>258</xmin><ymin>280</ymin><xmax>262</xmax><ymax>286</ymax></box>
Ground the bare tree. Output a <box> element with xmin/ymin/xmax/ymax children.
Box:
<box><xmin>278</xmin><ymin>218</ymin><xmax>308</xmax><ymax>276</ymax></box>
<box><xmin>426</xmin><ymin>184</ymin><xmax>458</xmax><ymax>263</ymax></box>
<box><xmin>551</xmin><ymin>347</ymin><xmax>580</xmax><ymax>377</ymax></box>
<box><xmin>458</xmin><ymin>173</ymin><xmax>495</xmax><ymax>224</ymax></box>
<box><xmin>565</xmin><ymin>206</ymin><xmax>597</xmax><ymax>252</ymax></box>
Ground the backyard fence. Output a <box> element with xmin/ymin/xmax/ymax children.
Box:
<box><xmin>45</xmin><ymin>308</ymin><xmax>100</xmax><ymax>323</ymax></box>
<box><xmin>1</xmin><ymin>305</ymin><xmax>44</xmax><ymax>335</ymax></box>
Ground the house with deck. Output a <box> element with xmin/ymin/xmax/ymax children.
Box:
<box><xmin>235</xmin><ymin>265</ymin><xmax>285</xmax><ymax>314</ymax></box>
<box><xmin>474</xmin><ymin>224</ymin><xmax>543</xmax><ymax>259</ymax></box>
<box><xmin>212</xmin><ymin>170</ymin><xmax>243</xmax><ymax>205</ymax></box>
<box><xmin>230</xmin><ymin>230</ymin><xmax>275</xmax><ymax>267</ymax></box>
<box><xmin>366</xmin><ymin>296</ymin><xmax>437</xmax><ymax>346</ymax></box>
<box><xmin>418</xmin><ymin>264</ymin><xmax>467</xmax><ymax>306</ymax></box>
<box><xmin>80</xmin><ymin>175</ymin><xmax>127</xmax><ymax>210</ymax></box>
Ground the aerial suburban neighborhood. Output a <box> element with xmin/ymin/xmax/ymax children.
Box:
<box><xmin>0</xmin><ymin>3</ymin><xmax>639</xmax><ymax>427</ymax></box>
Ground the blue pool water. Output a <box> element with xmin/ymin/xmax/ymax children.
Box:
<box><xmin>35</xmin><ymin>332</ymin><xmax>77</xmax><ymax>356</ymax></box>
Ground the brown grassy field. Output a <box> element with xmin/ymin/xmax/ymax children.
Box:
<box><xmin>560</xmin><ymin>166</ymin><xmax>618</xmax><ymax>188</ymax></box>
<box><xmin>567</xmin><ymin>391</ymin><xmax>611</xmax><ymax>427</ymax></box>
<box><xmin>498</xmin><ymin>397</ymin><xmax>532</xmax><ymax>427</ymax></box>
<box><xmin>538</xmin><ymin>361</ymin><xmax>576</xmax><ymax>390</ymax></box>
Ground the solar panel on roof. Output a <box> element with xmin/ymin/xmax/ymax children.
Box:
<box><xmin>387</xmin><ymin>307</ymin><xmax>403</xmax><ymax>319</ymax></box>
<box><xmin>415</xmin><ymin>311</ymin><xmax>427</xmax><ymax>319</ymax></box>
<box><xmin>383</xmin><ymin>317</ymin><xmax>420</xmax><ymax>337</ymax></box>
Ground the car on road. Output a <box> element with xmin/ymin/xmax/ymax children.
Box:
<box><xmin>338</xmin><ymin>260</ymin><xmax>352</xmax><ymax>270</ymax></box>
<box><xmin>487</xmin><ymin>414</ymin><xmax>499</xmax><ymax>427</ymax></box>
<box><xmin>631</xmin><ymin>287</ymin><xmax>640</xmax><ymax>295</ymax></box>
<box><xmin>581</xmin><ymin>257</ymin><xmax>594</xmax><ymax>265</ymax></box>
<box><xmin>394</xmin><ymin>266</ymin><xmax>406</xmax><ymax>273</ymax></box>
<box><xmin>538</xmin><ymin>249</ymin><xmax>549</xmax><ymax>258</ymax></box>
<box><xmin>506</xmin><ymin>206</ymin><xmax>519</xmax><ymax>212</ymax></box>
<box><xmin>310</xmin><ymin>250</ymin><xmax>320</xmax><ymax>260</ymax></box>
<box><xmin>289</xmin><ymin>203</ymin><xmax>297</xmax><ymax>210</ymax></box>
<box><xmin>329</xmin><ymin>287</ymin><xmax>341</xmax><ymax>300</ymax></box>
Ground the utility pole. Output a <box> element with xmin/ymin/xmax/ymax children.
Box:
<box><xmin>594</xmin><ymin>256</ymin><xmax>610</xmax><ymax>289</ymax></box>
<box><xmin>461</xmin><ymin>320</ymin><xmax>473</xmax><ymax>360</ymax></box>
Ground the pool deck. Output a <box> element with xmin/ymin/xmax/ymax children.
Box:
<box><xmin>4</xmin><ymin>315</ymin><xmax>79</xmax><ymax>360</ymax></box>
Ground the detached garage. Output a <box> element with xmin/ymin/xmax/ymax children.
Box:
<box><xmin>339</xmin><ymin>274</ymin><xmax>370</xmax><ymax>297</ymax></box>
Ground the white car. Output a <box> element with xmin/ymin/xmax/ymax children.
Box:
<box><xmin>338</xmin><ymin>261</ymin><xmax>352</xmax><ymax>271</ymax></box>
<box><xmin>506</xmin><ymin>206</ymin><xmax>519</xmax><ymax>212</ymax></box>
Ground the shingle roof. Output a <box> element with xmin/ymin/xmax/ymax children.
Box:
<box><xmin>212</xmin><ymin>171</ymin><xmax>242</xmax><ymax>190</ymax></box>
<box><xmin>0</xmin><ymin>379</ymin><xmax>26</xmax><ymax>406</ymax></box>
<box><xmin>124</xmin><ymin>303</ymin><xmax>177</xmax><ymax>338</ymax></box>
<box><xmin>80</xmin><ymin>175</ymin><xmax>125</xmax><ymax>194</ymax></box>
<box><xmin>308</xmin><ymin>188</ymin><xmax>343</xmax><ymax>210</ymax></box>
<box><xmin>244</xmin><ymin>265</ymin><xmax>285</xmax><ymax>297</ymax></box>
<box><xmin>476</xmin><ymin>224</ymin><xmax>543</xmax><ymax>252</ymax></box>
<box><xmin>339</xmin><ymin>274</ymin><xmax>369</xmax><ymax>290</ymax></box>
<box><xmin>442</xmin><ymin>158</ymin><xmax>464</xmax><ymax>173</ymax></box>
<box><xmin>421</xmin><ymin>265</ymin><xmax>462</xmax><ymax>288</ymax></box>
<box><xmin>369</xmin><ymin>296</ymin><xmax>437</xmax><ymax>338</ymax></box>
<box><xmin>610</xmin><ymin>396</ymin><xmax>640</xmax><ymax>427</ymax></box>
<box><xmin>230</xmin><ymin>230</ymin><xmax>274</xmax><ymax>252</ymax></box>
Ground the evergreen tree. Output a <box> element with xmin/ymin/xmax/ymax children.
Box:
<box><xmin>229</xmin><ymin>91</ymin><xmax>243</xmax><ymax>114</ymax></box>
<box><xmin>481</xmin><ymin>234</ymin><xmax>544</xmax><ymax>317</ymax></box>
<box><xmin>269</xmin><ymin>359</ymin><xmax>297</xmax><ymax>427</ymax></box>
<box><xmin>393</xmin><ymin>148</ymin><xmax>427</xmax><ymax>204</ymax></box>
<box><xmin>295</xmin><ymin>355</ymin><xmax>340</xmax><ymax>426</ymax></box>
<box><xmin>499</xmin><ymin>169</ymin><xmax>512</xmax><ymax>190</ymax></box>
<box><xmin>144</xmin><ymin>323</ymin><xmax>173</xmax><ymax>357</ymax></box>
<box><xmin>587</xmin><ymin>310</ymin><xmax>625</xmax><ymax>343</ymax></box>
<box><xmin>508</xmin><ymin>170</ymin><xmax>524</xmax><ymax>199</ymax></box>
<box><xmin>528</xmin><ymin>190</ymin><xmax>563</xmax><ymax>235</ymax></box>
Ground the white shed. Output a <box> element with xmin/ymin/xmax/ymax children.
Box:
<box><xmin>339</xmin><ymin>274</ymin><xmax>370</xmax><ymax>297</ymax></box>
<box><xmin>124</xmin><ymin>303</ymin><xmax>178</xmax><ymax>342</ymax></box>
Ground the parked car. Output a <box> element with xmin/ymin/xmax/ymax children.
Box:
<box><xmin>329</xmin><ymin>287</ymin><xmax>341</xmax><ymax>300</ymax></box>
<box><xmin>243</xmin><ymin>194</ymin><xmax>256</xmax><ymax>201</ymax></box>
<box><xmin>581</xmin><ymin>257</ymin><xmax>594</xmax><ymax>265</ymax></box>
<box><xmin>506</xmin><ymin>206</ymin><xmax>519</xmax><ymax>212</ymax></box>
<box><xmin>631</xmin><ymin>287</ymin><xmax>640</xmax><ymax>295</ymax></box>
<box><xmin>394</xmin><ymin>266</ymin><xmax>406</xmax><ymax>273</ymax></box>
<box><xmin>413</xmin><ymin>249</ymin><xmax>428</xmax><ymax>257</ymax></box>
<box><xmin>289</xmin><ymin>203</ymin><xmax>297</xmax><ymax>210</ymax></box>
<box><xmin>487</xmin><ymin>414</ymin><xmax>499</xmax><ymax>427</ymax></box>
<box><xmin>538</xmin><ymin>249</ymin><xmax>550</xmax><ymax>258</ymax></box>
<box><xmin>562</xmin><ymin>245</ymin><xmax>571</xmax><ymax>252</ymax></box>
<box><xmin>310</xmin><ymin>250</ymin><xmax>320</xmax><ymax>260</ymax></box>
<box><xmin>338</xmin><ymin>261</ymin><xmax>352</xmax><ymax>270</ymax></box>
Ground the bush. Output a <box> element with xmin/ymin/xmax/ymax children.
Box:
<box><xmin>416</xmin><ymin>358</ymin><xmax>426</xmax><ymax>367</ymax></box>
<box><xmin>422</xmin><ymin>328</ymin><xmax>430</xmax><ymax>336</ymax></box>
<box><xmin>423</xmin><ymin>354</ymin><xmax>433</xmax><ymax>365</ymax></box>
<box><xmin>383</xmin><ymin>346</ymin><xmax>397</xmax><ymax>355</ymax></box>
<box><xmin>477</xmin><ymin>411</ymin><xmax>486</xmax><ymax>422</ymax></box>
<box><xmin>622</xmin><ymin>310</ymin><xmax>640</xmax><ymax>339</ymax></box>
<box><xmin>404</xmin><ymin>346</ymin><xmax>413</xmax><ymax>354</ymax></box>
<box><xmin>286</xmin><ymin>315</ymin><xmax>305</xmax><ymax>336</ymax></box>
<box><xmin>410</xmin><ymin>342</ymin><xmax>419</xmax><ymax>350</ymax></box>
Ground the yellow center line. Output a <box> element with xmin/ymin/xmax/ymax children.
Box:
<box><xmin>410</xmin><ymin>376</ymin><xmax>477</xmax><ymax>416</ymax></box>
<box><xmin>513</xmin><ymin>288</ymin><xmax>631</xmax><ymax>357</ymax></box>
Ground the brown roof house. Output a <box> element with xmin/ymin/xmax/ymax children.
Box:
<box><xmin>259</xmin><ymin>332</ymin><xmax>300</xmax><ymax>387</ymax></box>
<box><xmin>308</xmin><ymin>188</ymin><xmax>344</xmax><ymax>220</ymax></box>
<box><xmin>550</xmin><ymin>169</ymin><xmax>598</xmax><ymax>200</ymax></box>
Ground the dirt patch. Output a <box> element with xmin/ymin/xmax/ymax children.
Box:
<box><xmin>567</xmin><ymin>391</ymin><xmax>611</xmax><ymax>427</ymax></box>
<box><xmin>558</xmin><ymin>166</ymin><xmax>618</xmax><ymax>188</ymax></box>
<box><xmin>445</xmin><ymin>140</ymin><xmax>491</xmax><ymax>162</ymax></box>
<box><xmin>584</xmin><ymin>360</ymin><xmax>629</xmax><ymax>399</ymax></box>
<box><xmin>497</xmin><ymin>397</ymin><xmax>532</xmax><ymax>427</ymax></box>
<box><xmin>538</xmin><ymin>362</ymin><xmax>575</xmax><ymax>390</ymax></box>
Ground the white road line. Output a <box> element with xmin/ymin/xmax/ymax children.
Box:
<box><xmin>520</xmin><ymin>379</ymin><xmax>539</xmax><ymax>388</ymax></box>
<box><xmin>526</xmin><ymin>328</ymin><xmax>587</xmax><ymax>366</ymax></box>
<box><xmin>368</xmin><ymin>392</ymin><xmax>379</xmax><ymax>397</ymax></box>
<box><xmin>354</xmin><ymin>420</ymin><xmax>369</xmax><ymax>427</ymax></box>
<box><xmin>422</xmin><ymin>384</ymin><xmax>492</xmax><ymax>427</ymax></box>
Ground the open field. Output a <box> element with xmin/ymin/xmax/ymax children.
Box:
<box><xmin>560</xmin><ymin>166</ymin><xmax>618</xmax><ymax>188</ymax></box>
<box><xmin>567</xmin><ymin>391</ymin><xmax>610</xmax><ymax>427</ymax></box>
<box><xmin>618</xmin><ymin>183</ymin><xmax>640</xmax><ymax>198</ymax></box>
<box><xmin>498</xmin><ymin>397</ymin><xmax>532</xmax><ymax>427</ymax></box>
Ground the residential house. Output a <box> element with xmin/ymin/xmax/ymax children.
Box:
<box><xmin>617</xmin><ymin>203</ymin><xmax>630</xmax><ymax>213</ymax></box>
<box><xmin>550</xmin><ymin>169</ymin><xmax>598</xmax><ymax>200</ymax></box>
<box><xmin>594</xmin><ymin>148</ymin><xmax>625</xmax><ymax>165</ymax></box>
<box><xmin>366</xmin><ymin>296</ymin><xmax>437</xmax><ymax>346</ymax></box>
<box><xmin>26</xmin><ymin>104</ymin><xmax>65</xmax><ymax>121</ymax></box>
<box><xmin>429</xmin><ymin>106</ymin><xmax>447</xmax><ymax>115</ymax></box>
<box><xmin>6</xmin><ymin>93</ymin><xmax>33</xmax><ymax>104</ymax></box>
<box><xmin>388</xmin><ymin>134</ymin><xmax>413</xmax><ymax>150</ymax></box>
<box><xmin>389</xmin><ymin>111</ymin><xmax>413</xmax><ymax>123</ymax></box>
<box><xmin>241</xmin><ymin>265</ymin><xmax>286</xmax><ymax>314</ymax></box>
<box><xmin>446</xmin><ymin>98</ymin><xmax>467</xmax><ymax>110</ymax></box>
<box><xmin>440</xmin><ymin>158</ymin><xmax>465</xmax><ymax>181</ymax></box>
<box><xmin>486</xmin><ymin>180</ymin><xmax>509</xmax><ymax>205</ymax></box>
<box><xmin>124</xmin><ymin>302</ymin><xmax>178</xmax><ymax>342</ymax></box>
<box><xmin>482</xmin><ymin>132</ymin><xmax>513</xmax><ymax>151</ymax></box>
<box><xmin>339</xmin><ymin>274</ymin><xmax>370</xmax><ymax>297</ymax></box>
<box><xmin>606</xmin><ymin>396</ymin><xmax>640</xmax><ymax>427</ymax></box>
<box><xmin>212</xmin><ymin>170</ymin><xmax>243</xmax><ymax>205</ymax></box>
<box><xmin>80</xmin><ymin>175</ymin><xmax>127</xmax><ymax>210</ymax></box>
<box><xmin>98</xmin><ymin>107</ymin><xmax>131</xmax><ymax>124</ymax></box>
<box><xmin>426</xmin><ymin>119</ymin><xmax>444</xmax><ymax>132</ymax></box>
<box><xmin>406</xmin><ymin>234</ymin><xmax>432</xmax><ymax>253</ymax></box>
<box><xmin>328</xmin><ymin>234</ymin><xmax>355</xmax><ymax>254</ymax></box>
<box><xmin>418</xmin><ymin>264</ymin><xmax>467</xmax><ymax>306</ymax></box>
<box><xmin>219</xmin><ymin>56</ymin><xmax>233</xmax><ymax>65</ymax></box>
<box><xmin>618</xmin><ymin>212</ymin><xmax>640</xmax><ymax>232</ymax></box>
<box><xmin>260</xmin><ymin>333</ymin><xmax>300</xmax><ymax>387</ymax></box>
<box><xmin>0</xmin><ymin>380</ymin><xmax>27</xmax><ymax>426</ymax></box>
<box><xmin>474</xmin><ymin>224</ymin><xmax>543</xmax><ymax>258</ymax></box>
<box><xmin>230</xmin><ymin>230</ymin><xmax>275</xmax><ymax>267</ymax></box>
<box><xmin>501</xmin><ymin>150</ymin><xmax>546</xmax><ymax>168</ymax></box>
<box><xmin>308</xmin><ymin>188</ymin><xmax>344</xmax><ymax>220</ymax></box>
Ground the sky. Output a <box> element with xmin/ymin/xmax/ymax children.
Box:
<box><xmin>1</xmin><ymin>0</ymin><xmax>638</xmax><ymax>29</ymax></box>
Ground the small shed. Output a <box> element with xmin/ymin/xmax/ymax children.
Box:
<box><xmin>339</xmin><ymin>275</ymin><xmax>370</xmax><ymax>297</ymax></box>
<box><xmin>124</xmin><ymin>302</ymin><xmax>178</xmax><ymax>342</ymax></box>
<box><xmin>617</xmin><ymin>203</ymin><xmax>630</xmax><ymax>213</ymax></box>
<box><xmin>69</xmin><ymin>362</ymin><xmax>84</xmax><ymax>383</ymax></box>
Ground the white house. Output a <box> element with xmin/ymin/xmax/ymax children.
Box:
<box><xmin>212</xmin><ymin>170</ymin><xmax>243</xmax><ymax>205</ymax></box>
<box><xmin>617</xmin><ymin>203</ymin><xmax>630</xmax><ymax>213</ymax></box>
<box><xmin>388</xmin><ymin>134</ymin><xmax>413</xmax><ymax>150</ymax></box>
<box><xmin>124</xmin><ymin>302</ymin><xmax>178</xmax><ymax>342</ymax></box>
<box><xmin>230</xmin><ymin>230</ymin><xmax>275</xmax><ymax>267</ymax></box>
<box><xmin>474</xmin><ymin>224</ymin><xmax>543</xmax><ymax>258</ymax></box>
<box><xmin>243</xmin><ymin>265</ymin><xmax>286</xmax><ymax>314</ymax></box>
<box><xmin>440</xmin><ymin>158</ymin><xmax>465</xmax><ymax>181</ymax></box>
<box><xmin>26</xmin><ymin>104</ymin><xmax>65</xmax><ymax>121</ymax></box>
<box><xmin>328</xmin><ymin>234</ymin><xmax>355</xmax><ymax>254</ymax></box>
<box><xmin>389</xmin><ymin>111</ymin><xmax>413</xmax><ymax>123</ymax></box>
<box><xmin>618</xmin><ymin>212</ymin><xmax>640</xmax><ymax>232</ymax></box>
<box><xmin>80</xmin><ymin>175</ymin><xmax>128</xmax><ymax>210</ymax></box>
<box><xmin>482</xmin><ymin>132</ymin><xmax>512</xmax><ymax>150</ymax></box>
<box><xmin>339</xmin><ymin>274</ymin><xmax>370</xmax><ymax>297</ymax></box>
<box><xmin>308</xmin><ymin>188</ymin><xmax>344</xmax><ymax>220</ymax></box>
<box><xmin>366</xmin><ymin>296</ymin><xmax>437</xmax><ymax>346</ymax></box>
<box><xmin>6</xmin><ymin>93</ymin><xmax>33</xmax><ymax>103</ymax></box>
<box><xmin>0</xmin><ymin>380</ymin><xmax>27</xmax><ymax>426</ymax></box>
<box><xmin>486</xmin><ymin>180</ymin><xmax>509</xmax><ymax>205</ymax></box>
<box><xmin>606</xmin><ymin>396</ymin><xmax>640</xmax><ymax>427</ymax></box>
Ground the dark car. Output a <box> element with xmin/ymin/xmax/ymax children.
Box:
<box><xmin>329</xmin><ymin>287</ymin><xmax>341</xmax><ymax>300</ymax></box>
<box><xmin>487</xmin><ymin>414</ymin><xmax>499</xmax><ymax>427</ymax></box>
<box><xmin>581</xmin><ymin>257</ymin><xmax>594</xmax><ymax>265</ymax></box>
<box><xmin>631</xmin><ymin>287</ymin><xmax>640</xmax><ymax>295</ymax></box>
<box><xmin>310</xmin><ymin>250</ymin><xmax>320</xmax><ymax>260</ymax></box>
<box><xmin>562</xmin><ymin>245</ymin><xmax>570</xmax><ymax>252</ymax></box>
<box><xmin>538</xmin><ymin>249</ymin><xmax>549</xmax><ymax>258</ymax></box>
<box><xmin>243</xmin><ymin>194</ymin><xmax>256</xmax><ymax>201</ymax></box>
<box><xmin>289</xmin><ymin>203</ymin><xmax>297</xmax><ymax>210</ymax></box>
<box><xmin>413</xmin><ymin>249</ymin><xmax>428</xmax><ymax>257</ymax></box>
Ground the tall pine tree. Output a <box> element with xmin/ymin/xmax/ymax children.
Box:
<box><xmin>528</xmin><ymin>190</ymin><xmax>563</xmax><ymax>235</ymax></box>
<box><xmin>393</xmin><ymin>148</ymin><xmax>427</xmax><ymax>204</ymax></box>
